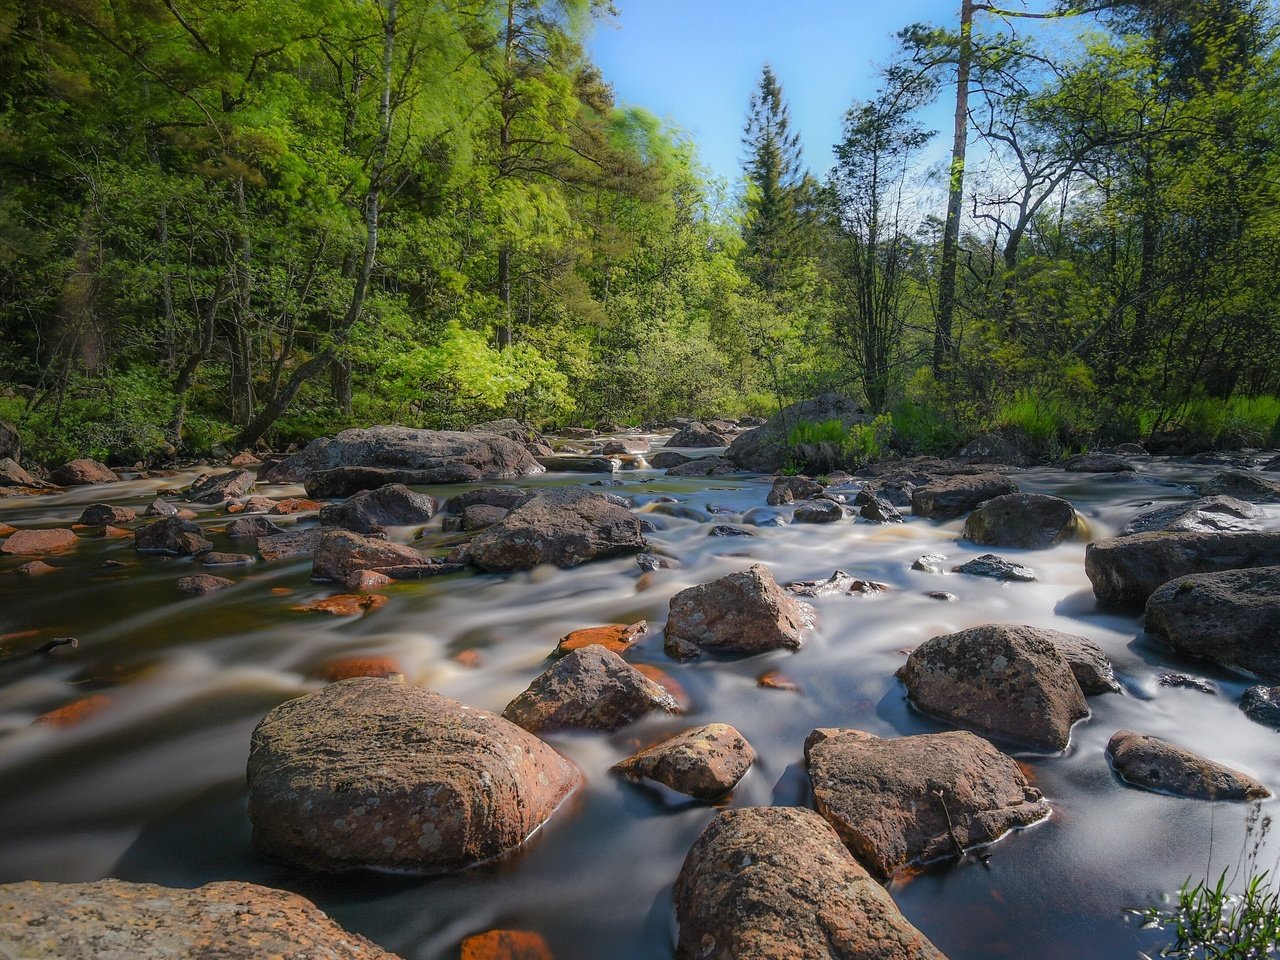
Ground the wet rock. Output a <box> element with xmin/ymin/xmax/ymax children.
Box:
<box><xmin>911</xmin><ymin>554</ymin><xmax>948</xmax><ymax>573</ymax></box>
<box><xmin>767</xmin><ymin>476</ymin><xmax>823</xmax><ymax>505</ymax></box>
<box><xmin>307</xmin><ymin>656</ymin><xmax>404</xmax><ymax>682</ymax></box>
<box><xmin>535</xmin><ymin>455</ymin><xmax>619</xmax><ymax>474</ymax></box>
<box><xmin>257</xmin><ymin>527</ymin><xmax>336</xmax><ymax>562</ymax></box>
<box><xmin>664</xmin><ymin>456</ymin><xmax>737</xmax><ymax>477</ymax></box>
<box><xmin>794</xmin><ymin>500</ymin><xmax>843</xmax><ymax>523</ymax></box>
<box><xmin>1107</xmin><ymin>730</ymin><xmax>1268</xmax><ymax>800</ymax></box>
<box><xmin>468</xmin><ymin>418</ymin><xmax>545</xmax><ymax>445</ymax></box>
<box><xmin>346</xmin><ymin>569</ymin><xmax>394</xmax><ymax>592</ymax></box>
<box><xmin>859</xmin><ymin>495</ymin><xmax>902</xmax><ymax>523</ymax></box>
<box><xmin>0</xmin><ymin>528</ymin><xmax>78</xmax><ymax>556</ymax></box>
<box><xmin>460</xmin><ymin>930</ymin><xmax>554</xmax><ymax>960</ymax></box>
<box><xmin>962</xmin><ymin>493</ymin><xmax>1080</xmax><ymax>549</ymax></box>
<box><xmin>1046</xmin><ymin>629</ymin><xmax>1121</xmax><ymax>695</ymax></box>
<box><xmin>319</xmin><ymin>483</ymin><xmax>438</xmax><ymax>534</ymax></box>
<box><xmin>1197</xmin><ymin>470</ymin><xmax>1280</xmax><ymax>503</ymax></box>
<box><xmin>1086</xmin><ymin>531</ymin><xmax>1280</xmax><ymax>609</ymax></box>
<box><xmin>806</xmin><ymin>728</ymin><xmax>1049</xmax><ymax>879</ymax></box>
<box><xmin>856</xmin><ymin>479</ymin><xmax>916</xmax><ymax>508</ymax></box>
<box><xmin>742</xmin><ymin>507</ymin><xmax>787</xmax><ymax>527</ymax></box>
<box><xmin>227</xmin><ymin>515</ymin><xmax>285</xmax><ymax>539</ymax></box>
<box><xmin>555</xmin><ymin>621</ymin><xmax>646</xmax><ymax>656</ymax></box>
<box><xmin>445</xmin><ymin>486</ymin><xmax>532</xmax><ymax>514</ymax></box>
<box><xmin>229</xmin><ymin>449</ymin><xmax>261</xmax><ymax>467</ymax></box>
<box><xmin>15</xmin><ymin>560</ymin><xmax>56</xmax><ymax>576</ymax></box>
<box><xmin>177</xmin><ymin>574</ymin><xmax>234</xmax><ymax>596</ymax></box>
<box><xmin>134</xmin><ymin>517</ymin><xmax>212</xmax><ymax>555</ymax></box>
<box><xmin>958</xmin><ymin>429</ymin><xmax>1038</xmax><ymax>467</ymax></box>
<box><xmin>951</xmin><ymin>554</ymin><xmax>1036</xmax><ymax>582</ymax></box>
<box><xmin>648</xmin><ymin>451</ymin><xmax>690</xmax><ymax>469</ymax></box>
<box><xmin>709</xmin><ymin>524</ymin><xmax>753</xmax><ymax>537</ymax></box>
<box><xmin>561</xmin><ymin>427</ymin><xmax>598</xmax><ymax>440</ymax></box>
<box><xmin>270</xmin><ymin>497</ymin><xmax>322</xmax><ymax>515</ymax></box>
<box><xmin>49</xmin><ymin>459</ymin><xmax>117</xmax><ymax>485</ymax></box>
<box><xmin>664</xmin><ymin>563</ymin><xmax>809</xmax><ymax>658</ymax></box>
<box><xmin>726</xmin><ymin>393</ymin><xmax>872</xmax><ymax>473</ymax></box>
<box><xmin>501</xmin><ymin>644</ymin><xmax>679</xmax><ymax>733</ymax></box>
<box><xmin>1241</xmin><ymin>686</ymin><xmax>1280</xmax><ymax>728</ymax></box>
<box><xmin>311</xmin><ymin>530</ymin><xmax>431</xmax><ymax>582</ymax></box>
<box><xmin>0</xmin><ymin>459</ymin><xmax>52</xmax><ymax>490</ymax></box>
<box><xmin>200</xmin><ymin>551</ymin><xmax>255</xmax><ymax>566</ymax></box>
<box><xmin>667</xmin><ymin>422</ymin><xmax>725</xmax><ymax>448</ymax></box>
<box><xmin>911</xmin><ymin>473</ymin><xmax>1020</xmax><ymax>520</ymax></box>
<box><xmin>1119</xmin><ymin>496</ymin><xmax>1262</xmax><ymax>536</ymax></box>
<box><xmin>305</xmin><ymin>464</ymin><xmax>482</xmax><ymax>498</ymax></box>
<box><xmin>896</xmin><ymin>624</ymin><xmax>1089</xmax><ymax>751</ymax></box>
<box><xmin>674</xmin><ymin>806</ymin><xmax>946</xmax><ymax>960</ymax></box>
<box><xmin>0</xmin><ymin>878</ymin><xmax>399</xmax><ymax>960</ymax></box>
<box><xmin>1064</xmin><ymin>452</ymin><xmax>1135</xmax><ymax>473</ymax></box>
<box><xmin>926</xmin><ymin>591</ymin><xmax>957</xmax><ymax>601</ymax></box>
<box><xmin>600</xmin><ymin>437</ymin><xmax>650</xmax><ymax>455</ymax></box>
<box><xmin>1145</xmin><ymin>565</ymin><xmax>1280</xmax><ymax>680</ymax></box>
<box><xmin>292</xmin><ymin>594</ymin><xmax>388</xmax><ymax>616</ymax></box>
<box><xmin>462</xmin><ymin>504</ymin><xmax>508</xmax><ymax>531</ymax></box>
<box><xmin>1158</xmin><ymin>673</ymin><xmax>1217</xmax><ymax>694</ymax></box>
<box><xmin>77</xmin><ymin>503</ymin><xmax>137</xmax><ymax>526</ymax></box>
<box><xmin>637</xmin><ymin>552</ymin><xmax>679</xmax><ymax>572</ymax></box>
<box><xmin>185</xmin><ymin>469</ymin><xmax>256</xmax><ymax>504</ymax></box>
<box><xmin>263</xmin><ymin>426</ymin><xmax>544</xmax><ymax>483</ymax></box>
<box><xmin>786</xmin><ymin>570</ymin><xmax>887</xmax><ymax>598</ymax></box>
<box><xmin>145</xmin><ymin>498</ymin><xmax>179</xmax><ymax>517</ymax></box>
<box><xmin>248</xmin><ymin>678</ymin><xmax>579</xmax><ymax>872</ymax></box>
<box><xmin>469</xmin><ymin>488</ymin><xmax>645</xmax><ymax>572</ymax></box>
<box><xmin>611</xmin><ymin>723</ymin><xmax>754</xmax><ymax>800</ymax></box>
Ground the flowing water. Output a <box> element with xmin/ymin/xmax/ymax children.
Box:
<box><xmin>1</xmin><ymin>446</ymin><xmax>1278</xmax><ymax>959</ymax></box>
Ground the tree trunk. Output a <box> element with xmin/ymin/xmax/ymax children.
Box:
<box><xmin>934</xmin><ymin>0</ymin><xmax>973</xmax><ymax>377</ymax></box>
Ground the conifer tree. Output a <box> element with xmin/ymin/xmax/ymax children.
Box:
<box><xmin>741</xmin><ymin>64</ymin><xmax>804</xmax><ymax>291</ymax></box>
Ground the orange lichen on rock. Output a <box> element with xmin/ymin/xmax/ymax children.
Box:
<box><xmin>757</xmin><ymin>669</ymin><xmax>802</xmax><ymax>693</ymax></box>
<box><xmin>555</xmin><ymin>621</ymin><xmax>646</xmax><ymax>657</ymax></box>
<box><xmin>272</xmin><ymin>498</ymin><xmax>322</xmax><ymax>515</ymax></box>
<box><xmin>460</xmin><ymin>930</ymin><xmax>554</xmax><ymax>960</ymax></box>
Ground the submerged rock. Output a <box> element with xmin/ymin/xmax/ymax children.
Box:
<box><xmin>177</xmin><ymin>574</ymin><xmax>234</xmax><ymax>596</ymax></box>
<box><xmin>674</xmin><ymin>806</ymin><xmax>947</xmax><ymax>960</ymax></box>
<box><xmin>648</xmin><ymin>451</ymin><xmax>690</xmax><ymax>469</ymax></box>
<box><xmin>555</xmin><ymin>621</ymin><xmax>646</xmax><ymax>656</ymax></box>
<box><xmin>1118</xmin><ymin>496</ymin><xmax>1262</xmax><ymax>537</ymax></box>
<box><xmin>963</xmin><ymin>493</ymin><xmax>1080</xmax><ymax>549</ymax></box>
<box><xmin>664</xmin><ymin>456</ymin><xmax>738</xmax><ymax>477</ymax></box>
<box><xmin>911</xmin><ymin>473</ymin><xmax>1020</xmax><ymax>520</ymax></box>
<box><xmin>1106</xmin><ymin>730</ymin><xmax>1268</xmax><ymax>800</ymax></box>
<box><xmin>611</xmin><ymin>723</ymin><xmax>754</xmax><ymax>800</ymax></box>
<box><xmin>227</xmin><ymin>515</ymin><xmax>285</xmax><ymax>539</ymax></box>
<box><xmin>469</xmin><ymin>488</ymin><xmax>645</xmax><ymax>571</ymax></box>
<box><xmin>806</xmin><ymin>728</ymin><xmax>1049</xmax><ymax>879</ymax></box>
<box><xmin>247</xmin><ymin>678</ymin><xmax>579</xmax><ymax>872</ymax></box>
<box><xmin>0</xmin><ymin>879</ymin><xmax>399</xmax><ymax>960</ymax></box>
<box><xmin>664</xmin><ymin>564</ymin><xmax>809</xmax><ymax>658</ymax></box>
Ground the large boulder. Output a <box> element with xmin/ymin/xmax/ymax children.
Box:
<box><xmin>184</xmin><ymin>469</ymin><xmax>256</xmax><ymax>504</ymax></box>
<box><xmin>726</xmin><ymin>393</ymin><xmax>872</xmax><ymax>473</ymax></box>
<box><xmin>1198</xmin><ymin>470</ymin><xmax>1280</xmax><ymax>503</ymax></box>
<box><xmin>501</xmin><ymin>644</ymin><xmax>679</xmax><ymax>733</ymax></box>
<box><xmin>247</xmin><ymin>678</ymin><xmax>580</xmax><ymax>873</ymax></box>
<box><xmin>444</xmin><ymin>486</ymin><xmax>532</xmax><ymax>514</ymax></box>
<box><xmin>1107</xmin><ymin>730</ymin><xmax>1268</xmax><ymax>801</ymax></box>
<box><xmin>1064</xmin><ymin>452</ymin><xmax>1135</xmax><ymax>473</ymax></box>
<box><xmin>305</xmin><ymin>465</ymin><xmax>482</xmax><ymax>498</ymax></box>
<box><xmin>611</xmin><ymin>723</ymin><xmax>754</xmax><ymax>800</ymax></box>
<box><xmin>50</xmin><ymin>458</ymin><xmax>117</xmax><ymax>485</ymax></box>
<box><xmin>664</xmin><ymin>564</ymin><xmax>810</xmax><ymax>659</ymax></box>
<box><xmin>0</xmin><ymin>878</ymin><xmax>398</xmax><ymax>960</ymax></box>
<box><xmin>911</xmin><ymin>473</ymin><xmax>1021</xmax><ymax>520</ymax></box>
<box><xmin>666</xmin><ymin>422</ymin><xmax>726</xmax><ymax>448</ymax></box>
<box><xmin>78</xmin><ymin>503</ymin><xmax>137</xmax><ymax>526</ymax></box>
<box><xmin>0</xmin><ymin>527</ymin><xmax>78</xmax><ymax>556</ymax></box>
<box><xmin>0</xmin><ymin>457</ymin><xmax>47</xmax><ymax>489</ymax></box>
<box><xmin>664</xmin><ymin>456</ymin><xmax>738</xmax><ymax>477</ymax></box>
<box><xmin>957</xmin><ymin>428</ymin><xmax>1037</xmax><ymax>467</ymax></box>
<box><xmin>767</xmin><ymin>476</ymin><xmax>823</xmax><ymax>505</ymax></box>
<box><xmin>1085</xmin><ymin>531</ymin><xmax>1280</xmax><ymax>609</ymax></box>
<box><xmin>674</xmin><ymin>806</ymin><xmax>947</xmax><ymax>960</ymax></box>
<box><xmin>1118</xmin><ymin>496</ymin><xmax>1263</xmax><ymax>536</ymax></box>
<box><xmin>311</xmin><ymin>529</ymin><xmax>433</xmax><ymax>582</ymax></box>
<box><xmin>468</xmin><ymin>488</ymin><xmax>645</xmax><ymax>571</ymax></box>
<box><xmin>0</xmin><ymin>419</ymin><xmax>18</xmax><ymax>462</ymax></box>
<box><xmin>896</xmin><ymin>624</ymin><xmax>1089</xmax><ymax>751</ymax></box>
<box><xmin>466</xmin><ymin>418</ymin><xmax>543</xmax><ymax>444</ymax></box>
<box><xmin>962</xmin><ymin>493</ymin><xmax>1081</xmax><ymax>548</ymax></box>
<box><xmin>1145</xmin><ymin>566</ymin><xmax>1280</xmax><ymax>681</ymax></box>
<box><xmin>134</xmin><ymin>517</ymin><xmax>212</xmax><ymax>556</ymax></box>
<box><xmin>319</xmin><ymin>484</ymin><xmax>437</xmax><ymax>533</ymax></box>
<box><xmin>262</xmin><ymin>426</ymin><xmax>544</xmax><ymax>483</ymax></box>
<box><xmin>805</xmin><ymin>728</ymin><xmax>1049</xmax><ymax>879</ymax></box>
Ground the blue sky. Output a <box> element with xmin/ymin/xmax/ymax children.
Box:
<box><xmin>588</xmin><ymin>0</ymin><xmax>965</xmax><ymax>188</ymax></box>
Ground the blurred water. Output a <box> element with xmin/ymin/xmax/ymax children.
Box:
<box><xmin>1</xmin><ymin>448</ymin><xmax>1277</xmax><ymax>959</ymax></box>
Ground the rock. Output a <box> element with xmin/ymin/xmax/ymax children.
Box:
<box><xmin>958</xmin><ymin>429</ymin><xmax>1037</xmax><ymax>466</ymax></box>
<box><xmin>1106</xmin><ymin>730</ymin><xmax>1268</xmax><ymax>800</ymax></box>
<box><xmin>786</xmin><ymin>570</ymin><xmax>887</xmax><ymax>598</ymax></box>
<box><xmin>257</xmin><ymin>527</ymin><xmax>335</xmax><ymax>561</ymax></box>
<box><xmin>794</xmin><ymin>500</ymin><xmax>843</xmax><ymax>523</ymax></box>
<box><xmin>134</xmin><ymin>517</ymin><xmax>212</xmax><ymax>555</ymax></box>
<box><xmin>555</xmin><ymin>621</ymin><xmax>646</xmax><ymax>656</ymax></box>
<box><xmin>806</xmin><ymin>728</ymin><xmax>1049</xmax><ymax>879</ymax></box>
<box><xmin>145</xmin><ymin>498</ymin><xmax>179</xmax><ymax>517</ymax></box>
<box><xmin>501</xmin><ymin>644</ymin><xmax>679</xmax><ymax>733</ymax></box>
<box><xmin>311</xmin><ymin>530</ymin><xmax>431</xmax><ymax>582</ymax></box>
<box><xmin>468</xmin><ymin>418</ymin><xmax>544</xmax><ymax>444</ymax></box>
<box><xmin>185</xmin><ymin>469</ymin><xmax>256</xmax><ymax>504</ymax></box>
<box><xmin>709</xmin><ymin>524</ymin><xmax>753</xmax><ymax>537</ymax></box>
<box><xmin>726</xmin><ymin>393</ymin><xmax>872</xmax><ymax>473</ymax></box>
<box><xmin>460</xmin><ymin>930</ymin><xmax>553</xmax><ymax>960</ymax></box>
<box><xmin>319</xmin><ymin>483</ymin><xmax>438</xmax><ymax>533</ymax></box>
<box><xmin>178</xmin><ymin>574</ymin><xmax>234</xmax><ymax>596</ymax></box>
<box><xmin>611</xmin><ymin>723</ymin><xmax>754</xmax><ymax>800</ymax></box>
<box><xmin>248</xmin><ymin>678</ymin><xmax>579</xmax><ymax>872</ymax></box>
<box><xmin>49</xmin><ymin>458</ymin><xmax>117</xmax><ymax>485</ymax></box>
<box><xmin>1085</xmin><ymin>531</ymin><xmax>1280</xmax><ymax>608</ymax></box>
<box><xmin>1158</xmin><ymin>673</ymin><xmax>1217</xmax><ymax>694</ymax></box>
<box><xmin>312</xmin><ymin>656</ymin><xmax>403</xmax><ymax>682</ymax></box>
<box><xmin>911</xmin><ymin>473</ymin><xmax>1021</xmax><ymax>520</ymax></box>
<box><xmin>346</xmin><ymin>569</ymin><xmax>394</xmax><ymax>592</ymax></box>
<box><xmin>859</xmin><ymin>496</ymin><xmax>902</xmax><ymax>523</ymax></box>
<box><xmin>292</xmin><ymin>594</ymin><xmax>388</xmax><ymax>616</ymax></box>
<box><xmin>469</xmin><ymin>488</ymin><xmax>645</xmax><ymax>572</ymax></box>
<box><xmin>600</xmin><ymin>437</ymin><xmax>650</xmax><ymax>455</ymax></box>
<box><xmin>15</xmin><ymin>560</ymin><xmax>56</xmax><ymax>576</ymax></box>
<box><xmin>1043</xmin><ymin>629</ymin><xmax>1121</xmax><ymax>695</ymax></box>
<box><xmin>664</xmin><ymin>456</ymin><xmax>737</xmax><ymax>477</ymax></box>
<box><xmin>742</xmin><ymin>507</ymin><xmax>787</xmax><ymax>527</ymax></box>
<box><xmin>962</xmin><ymin>493</ymin><xmax>1080</xmax><ymax>548</ymax></box>
<box><xmin>305</xmin><ymin>464</ymin><xmax>482</xmax><ymax>498</ymax></box>
<box><xmin>227</xmin><ymin>515</ymin><xmax>285</xmax><ymax>539</ymax></box>
<box><xmin>462</xmin><ymin>504</ymin><xmax>508</xmax><ymax>530</ymax></box>
<box><xmin>1145</xmin><ymin>565</ymin><xmax>1280</xmax><ymax>680</ymax></box>
<box><xmin>229</xmin><ymin>450</ymin><xmax>261</xmax><ymax>467</ymax></box>
<box><xmin>200</xmin><ymin>551</ymin><xmax>255</xmax><ymax>566</ymax></box>
<box><xmin>271</xmin><ymin>497</ymin><xmax>322</xmax><ymax>514</ymax></box>
<box><xmin>536</xmin><ymin>455</ymin><xmax>619</xmax><ymax>474</ymax></box>
<box><xmin>674</xmin><ymin>806</ymin><xmax>946</xmax><ymax>960</ymax></box>
<box><xmin>767</xmin><ymin>476</ymin><xmax>823</xmax><ymax>505</ymax></box>
<box><xmin>666</xmin><ymin>422</ymin><xmax>725</xmax><ymax>448</ymax></box>
<box><xmin>0</xmin><ymin>458</ymin><xmax>47</xmax><ymax>488</ymax></box>
<box><xmin>77</xmin><ymin>503</ymin><xmax>137</xmax><ymax>526</ymax></box>
<box><xmin>911</xmin><ymin>554</ymin><xmax>948</xmax><ymax>573</ymax></box>
<box><xmin>951</xmin><ymin>554</ymin><xmax>1036</xmax><ymax>582</ymax></box>
<box><xmin>0</xmin><ymin>878</ymin><xmax>398</xmax><ymax>960</ymax></box>
<box><xmin>0</xmin><ymin>419</ymin><xmax>19</xmax><ymax>462</ymax></box>
<box><xmin>664</xmin><ymin>564</ymin><xmax>809</xmax><ymax>658</ymax></box>
<box><xmin>0</xmin><ymin>528</ymin><xmax>77</xmax><ymax>555</ymax></box>
<box><xmin>637</xmin><ymin>552</ymin><xmax>678</xmax><ymax>572</ymax></box>
<box><xmin>561</xmin><ymin>427</ymin><xmax>597</xmax><ymax>439</ymax></box>
<box><xmin>262</xmin><ymin>426</ymin><xmax>544</xmax><ymax>483</ymax></box>
<box><xmin>1064</xmin><ymin>452</ymin><xmax>1135</xmax><ymax>473</ymax></box>
<box><xmin>757</xmin><ymin>669</ymin><xmax>802</xmax><ymax>691</ymax></box>
<box><xmin>1241</xmin><ymin>686</ymin><xmax>1280</xmax><ymax>728</ymax></box>
<box><xmin>445</xmin><ymin>487</ymin><xmax>532</xmax><ymax>514</ymax></box>
<box><xmin>856</xmin><ymin>479</ymin><xmax>917</xmax><ymax>507</ymax></box>
<box><xmin>896</xmin><ymin>624</ymin><xmax>1089</xmax><ymax>751</ymax></box>
<box><xmin>648</xmin><ymin>450</ymin><xmax>690</xmax><ymax>469</ymax></box>
<box><xmin>1120</xmin><ymin>496</ymin><xmax>1263</xmax><ymax>536</ymax></box>
<box><xmin>1198</xmin><ymin>470</ymin><xmax>1280</xmax><ymax>503</ymax></box>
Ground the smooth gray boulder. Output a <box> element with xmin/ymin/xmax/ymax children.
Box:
<box><xmin>469</xmin><ymin>488</ymin><xmax>645</xmax><ymax>571</ymax></box>
<box><xmin>726</xmin><ymin>393</ymin><xmax>871</xmax><ymax>473</ymax></box>
<box><xmin>912</xmin><ymin>473</ymin><xmax>1021</xmax><ymax>520</ymax></box>
<box><xmin>963</xmin><ymin>493</ymin><xmax>1081</xmax><ymax>548</ymax></box>
<box><xmin>1118</xmin><ymin>496</ymin><xmax>1262</xmax><ymax>537</ymax></box>
<box><xmin>318</xmin><ymin>483</ymin><xmax>437</xmax><ymax>533</ymax></box>
<box><xmin>1198</xmin><ymin>470</ymin><xmax>1280</xmax><ymax>503</ymax></box>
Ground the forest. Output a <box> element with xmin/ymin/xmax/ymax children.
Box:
<box><xmin>2</xmin><ymin>0</ymin><xmax>1279</xmax><ymax>464</ymax></box>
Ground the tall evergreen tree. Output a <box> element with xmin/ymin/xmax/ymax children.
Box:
<box><xmin>741</xmin><ymin>64</ymin><xmax>804</xmax><ymax>291</ymax></box>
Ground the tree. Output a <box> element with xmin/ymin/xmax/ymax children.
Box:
<box><xmin>741</xmin><ymin>64</ymin><xmax>805</xmax><ymax>292</ymax></box>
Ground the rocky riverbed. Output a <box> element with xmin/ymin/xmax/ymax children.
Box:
<box><xmin>1</xmin><ymin>420</ymin><xmax>1279</xmax><ymax>959</ymax></box>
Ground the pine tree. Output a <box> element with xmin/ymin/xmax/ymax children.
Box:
<box><xmin>742</xmin><ymin>64</ymin><xmax>804</xmax><ymax>291</ymax></box>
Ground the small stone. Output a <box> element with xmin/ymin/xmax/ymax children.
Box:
<box><xmin>177</xmin><ymin>574</ymin><xmax>234</xmax><ymax>596</ymax></box>
<box><xmin>767</xmin><ymin>476</ymin><xmax>823</xmax><ymax>505</ymax></box>
<box><xmin>1107</xmin><ymin>729</ymin><xmax>1268</xmax><ymax>800</ymax></box>
<box><xmin>346</xmin><ymin>569</ymin><xmax>394</xmax><ymax>592</ymax></box>
<box><xmin>292</xmin><ymin>594</ymin><xmax>388</xmax><ymax>616</ymax></box>
<box><xmin>912</xmin><ymin>554</ymin><xmax>948</xmax><ymax>573</ymax></box>
<box><xmin>230</xmin><ymin>450</ymin><xmax>262</xmax><ymax>466</ymax></box>
<box><xmin>0</xmin><ymin>523</ymin><xmax>15</xmax><ymax>537</ymax></box>
<box><xmin>757</xmin><ymin>669</ymin><xmax>802</xmax><ymax>692</ymax></box>
<box><xmin>611</xmin><ymin>723</ymin><xmax>755</xmax><ymax>800</ymax></box>
<box><xmin>77</xmin><ymin>503</ymin><xmax>137</xmax><ymax>526</ymax></box>
<box><xmin>636</xmin><ymin>552</ymin><xmax>678</xmax><ymax>572</ymax></box>
<box><xmin>952</xmin><ymin>554</ymin><xmax>1036</xmax><ymax>582</ymax></box>
<box><xmin>1241</xmin><ymin>686</ymin><xmax>1280</xmax><ymax>728</ymax></box>
<box><xmin>926</xmin><ymin>591</ymin><xmax>957</xmax><ymax>601</ymax></box>
<box><xmin>135</xmin><ymin>517</ymin><xmax>212</xmax><ymax>556</ymax></box>
<box><xmin>859</xmin><ymin>496</ymin><xmax>902</xmax><ymax>523</ymax></box>
<box><xmin>793</xmin><ymin>500</ymin><xmax>843</xmax><ymax>523</ymax></box>
<box><xmin>1158</xmin><ymin>673</ymin><xmax>1217</xmax><ymax>695</ymax></box>
<box><xmin>15</xmin><ymin>560</ymin><xmax>56</xmax><ymax>577</ymax></box>
<box><xmin>271</xmin><ymin>497</ymin><xmax>323</xmax><ymax>514</ymax></box>
<box><xmin>236</xmin><ymin>495</ymin><xmax>280</xmax><ymax>514</ymax></box>
<box><xmin>708</xmin><ymin>524</ymin><xmax>753</xmax><ymax>537</ymax></box>
<box><xmin>311</xmin><ymin>530</ymin><xmax>431</xmax><ymax>582</ymax></box>
<box><xmin>311</xmin><ymin>655</ymin><xmax>404</xmax><ymax>682</ymax></box>
<box><xmin>0</xmin><ymin>528</ymin><xmax>78</xmax><ymax>556</ymax></box>
<box><xmin>200</xmin><ymin>551</ymin><xmax>256</xmax><ymax>566</ymax></box>
<box><xmin>145</xmin><ymin>498</ymin><xmax>178</xmax><ymax>517</ymax></box>
<box><xmin>555</xmin><ymin>621</ymin><xmax>646</xmax><ymax>656</ymax></box>
<box><xmin>227</xmin><ymin>515</ymin><xmax>284</xmax><ymax>539</ymax></box>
